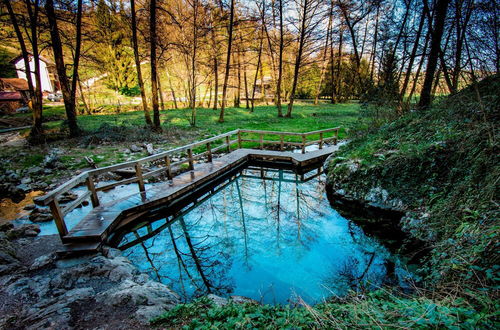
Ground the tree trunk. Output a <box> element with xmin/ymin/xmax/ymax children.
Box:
<box><xmin>275</xmin><ymin>0</ymin><xmax>284</xmax><ymax>116</ymax></box>
<box><xmin>400</xmin><ymin>3</ymin><xmax>427</xmax><ymax>100</ymax></box>
<box><xmin>190</xmin><ymin>0</ymin><xmax>198</xmax><ymax>126</ymax></box>
<box><xmin>150</xmin><ymin>0</ymin><xmax>161</xmax><ymax>129</ymax></box>
<box><xmin>45</xmin><ymin>0</ymin><xmax>80</xmax><ymax>137</ymax></box>
<box><xmin>218</xmin><ymin>0</ymin><xmax>235</xmax><ymax>123</ymax></box>
<box><xmin>131</xmin><ymin>0</ymin><xmax>152</xmax><ymax>126</ymax></box>
<box><xmin>418</xmin><ymin>0</ymin><xmax>451</xmax><ymax>109</ymax></box>
<box><xmin>251</xmin><ymin>23</ymin><xmax>264</xmax><ymax>112</ymax></box>
<box><xmin>314</xmin><ymin>0</ymin><xmax>332</xmax><ymax>105</ymax></box>
<box><xmin>211</xmin><ymin>26</ymin><xmax>219</xmax><ymax>110</ymax></box>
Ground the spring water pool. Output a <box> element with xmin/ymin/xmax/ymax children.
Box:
<box><xmin>119</xmin><ymin>166</ymin><xmax>412</xmax><ymax>304</ymax></box>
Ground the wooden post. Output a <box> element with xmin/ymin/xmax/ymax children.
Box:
<box><xmin>237</xmin><ymin>131</ymin><xmax>242</xmax><ymax>149</ymax></box>
<box><xmin>280</xmin><ymin>134</ymin><xmax>284</xmax><ymax>151</ymax></box>
<box><xmin>260</xmin><ymin>134</ymin><xmax>263</xmax><ymax>150</ymax></box>
<box><xmin>164</xmin><ymin>155</ymin><xmax>172</xmax><ymax>179</ymax></box>
<box><xmin>135</xmin><ymin>162</ymin><xmax>146</xmax><ymax>192</ymax></box>
<box><xmin>207</xmin><ymin>142</ymin><xmax>213</xmax><ymax>162</ymax></box>
<box><xmin>319</xmin><ymin>132</ymin><xmax>324</xmax><ymax>149</ymax></box>
<box><xmin>49</xmin><ymin>200</ymin><xmax>68</xmax><ymax>238</ymax></box>
<box><xmin>85</xmin><ymin>175</ymin><xmax>100</xmax><ymax>207</ymax></box>
<box><xmin>302</xmin><ymin>134</ymin><xmax>306</xmax><ymax>154</ymax></box>
<box><xmin>226</xmin><ymin>136</ymin><xmax>231</xmax><ymax>152</ymax></box>
<box><xmin>187</xmin><ymin>148</ymin><xmax>194</xmax><ymax>170</ymax></box>
<box><xmin>334</xmin><ymin>128</ymin><xmax>338</xmax><ymax>145</ymax></box>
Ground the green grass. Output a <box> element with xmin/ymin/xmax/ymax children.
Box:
<box><xmin>31</xmin><ymin>100</ymin><xmax>360</xmax><ymax>138</ymax></box>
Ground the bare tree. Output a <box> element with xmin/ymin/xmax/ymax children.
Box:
<box><xmin>418</xmin><ymin>0</ymin><xmax>451</xmax><ymax>109</ymax></box>
<box><xmin>130</xmin><ymin>0</ymin><xmax>153</xmax><ymax>127</ymax></box>
<box><xmin>286</xmin><ymin>0</ymin><xmax>322</xmax><ymax>117</ymax></box>
<box><xmin>45</xmin><ymin>0</ymin><xmax>82</xmax><ymax>137</ymax></box>
<box><xmin>3</xmin><ymin>0</ymin><xmax>44</xmax><ymax>141</ymax></box>
<box><xmin>218</xmin><ymin>0</ymin><xmax>236</xmax><ymax>123</ymax></box>
<box><xmin>150</xmin><ymin>0</ymin><xmax>161</xmax><ymax>130</ymax></box>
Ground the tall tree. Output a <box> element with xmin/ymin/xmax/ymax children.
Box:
<box><xmin>275</xmin><ymin>0</ymin><xmax>284</xmax><ymax>116</ymax></box>
<box><xmin>218</xmin><ymin>0</ymin><xmax>235</xmax><ymax>123</ymax></box>
<box><xmin>286</xmin><ymin>0</ymin><xmax>320</xmax><ymax>117</ymax></box>
<box><xmin>418</xmin><ymin>0</ymin><xmax>450</xmax><ymax>109</ymax></box>
<box><xmin>150</xmin><ymin>0</ymin><xmax>161</xmax><ymax>129</ymax></box>
<box><xmin>130</xmin><ymin>0</ymin><xmax>153</xmax><ymax>127</ymax></box>
<box><xmin>45</xmin><ymin>0</ymin><xmax>82</xmax><ymax>137</ymax></box>
<box><xmin>3</xmin><ymin>0</ymin><xmax>44</xmax><ymax>141</ymax></box>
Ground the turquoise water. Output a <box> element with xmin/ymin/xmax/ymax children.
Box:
<box><xmin>120</xmin><ymin>167</ymin><xmax>412</xmax><ymax>304</ymax></box>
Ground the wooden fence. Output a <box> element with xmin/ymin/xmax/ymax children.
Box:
<box><xmin>34</xmin><ymin>127</ymin><xmax>339</xmax><ymax>237</ymax></box>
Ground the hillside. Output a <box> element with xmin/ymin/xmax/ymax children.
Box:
<box><xmin>151</xmin><ymin>76</ymin><xmax>499</xmax><ymax>328</ymax></box>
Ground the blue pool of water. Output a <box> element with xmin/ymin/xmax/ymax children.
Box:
<box><xmin>119</xmin><ymin>167</ymin><xmax>412</xmax><ymax>304</ymax></box>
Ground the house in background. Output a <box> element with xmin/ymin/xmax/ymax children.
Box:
<box><xmin>0</xmin><ymin>78</ymin><xmax>29</xmax><ymax>114</ymax></box>
<box><xmin>10</xmin><ymin>54</ymin><xmax>59</xmax><ymax>93</ymax></box>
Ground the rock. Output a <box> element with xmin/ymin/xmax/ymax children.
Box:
<box><xmin>58</xmin><ymin>192</ymin><xmax>78</xmax><ymax>204</ymax></box>
<box><xmin>29</xmin><ymin>208</ymin><xmax>53</xmax><ymax>222</ymax></box>
<box><xmin>145</xmin><ymin>144</ymin><xmax>155</xmax><ymax>155</ymax></box>
<box><xmin>29</xmin><ymin>254</ymin><xmax>56</xmax><ymax>271</ymax></box>
<box><xmin>16</xmin><ymin>183</ymin><xmax>31</xmax><ymax>192</ymax></box>
<box><xmin>6</xmin><ymin>224</ymin><xmax>41</xmax><ymax>239</ymax></box>
<box><xmin>230</xmin><ymin>295</ymin><xmax>259</xmax><ymax>305</ymax></box>
<box><xmin>7</xmin><ymin>185</ymin><xmax>26</xmax><ymax>203</ymax></box>
<box><xmin>27</xmin><ymin>166</ymin><xmax>43</xmax><ymax>175</ymax></box>
<box><xmin>102</xmin><ymin>247</ymin><xmax>122</xmax><ymax>259</ymax></box>
<box><xmin>23</xmin><ymin>204</ymin><xmax>36</xmax><ymax>211</ymax></box>
<box><xmin>0</xmin><ymin>223</ymin><xmax>14</xmax><ymax>232</ymax></box>
<box><xmin>21</xmin><ymin>177</ymin><xmax>32</xmax><ymax>184</ymax></box>
<box><xmin>96</xmin><ymin>278</ymin><xmax>180</xmax><ymax>311</ymax></box>
<box><xmin>130</xmin><ymin>144</ymin><xmax>142</xmax><ymax>153</ymax></box>
<box><xmin>32</xmin><ymin>182</ymin><xmax>48</xmax><ymax>190</ymax></box>
<box><xmin>207</xmin><ymin>294</ymin><xmax>229</xmax><ymax>306</ymax></box>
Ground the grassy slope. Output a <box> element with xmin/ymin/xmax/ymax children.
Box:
<box><xmin>151</xmin><ymin>79</ymin><xmax>499</xmax><ymax>328</ymax></box>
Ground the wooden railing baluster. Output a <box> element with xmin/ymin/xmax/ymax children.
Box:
<box><xmin>49</xmin><ymin>200</ymin><xmax>68</xmax><ymax>238</ymax></box>
<box><xmin>135</xmin><ymin>162</ymin><xmax>146</xmax><ymax>192</ymax></box>
<box><xmin>164</xmin><ymin>155</ymin><xmax>172</xmax><ymax>179</ymax></box>
<box><xmin>302</xmin><ymin>134</ymin><xmax>306</xmax><ymax>154</ymax></box>
<box><xmin>86</xmin><ymin>175</ymin><xmax>100</xmax><ymax>207</ymax></box>
<box><xmin>207</xmin><ymin>142</ymin><xmax>213</xmax><ymax>162</ymax></box>
<box><xmin>187</xmin><ymin>148</ymin><xmax>194</xmax><ymax>170</ymax></box>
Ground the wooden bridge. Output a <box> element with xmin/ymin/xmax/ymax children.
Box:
<box><xmin>35</xmin><ymin>128</ymin><xmax>340</xmax><ymax>254</ymax></box>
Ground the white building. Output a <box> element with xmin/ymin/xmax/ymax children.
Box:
<box><xmin>11</xmin><ymin>54</ymin><xmax>58</xmax><ymax>93</ymax></box>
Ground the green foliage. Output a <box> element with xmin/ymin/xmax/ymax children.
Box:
<box><xmin>0</xmin><ymin>47</ymin><xmax>16</xmax><ymax>78</ymax></box>
<box><xmin>119</xmin><ymin>85</ymin><xmax>141</xmax><ymax>96</ymax></box>
<box><xmin>93</xmin><ymin>0</ymin><xmax>136</xmax><ymax>91</ymax></box>
<box><xmin>326</xmin><ymin>75</ymin><xmax>499</xmax><ymax>327</ymax></box>
<box><xmin>322</xmin><ymin>55</ymin><xmax>372</xmax><ymax>102</ymax></box>
<box><xmin>360</xmin><ymin>46</ymin><xmax>401</xmax><ymax>127</ymax></box>
<box><xmin>152</xmin><ymin>290</ymin><xmax>498</xmax><ymax>329</ymax></box>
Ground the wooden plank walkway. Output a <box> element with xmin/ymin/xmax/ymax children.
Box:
<box><xmin>60</xmin><ymin>146</ymin><xmax>338</xmax><ymax>252</ymax></box>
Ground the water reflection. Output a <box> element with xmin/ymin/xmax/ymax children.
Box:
<box><xmin>119</xmin><ymin>167</ymin><xmax>412</xmax><ymax>304</ymax></box>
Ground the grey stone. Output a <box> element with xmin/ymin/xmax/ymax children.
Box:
<box><xmin>130</xmin><ymin>144</ymin><xmax>142</xmax><ymax>153</ymax></box>
<box><xmin>23</xmin><ymin>204</ymin><xmax>36</xmax><ymax>210</ymax></box>
<box><xmin>207</xmin><ymin>294</ymin><xmax>229</xmax><ymax>306</ymax></box>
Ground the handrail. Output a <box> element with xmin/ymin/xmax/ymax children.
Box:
<box><xmin>34</xmin><ymin>127</ymin><xmax>340</xmax><ymax>239</ymax></box>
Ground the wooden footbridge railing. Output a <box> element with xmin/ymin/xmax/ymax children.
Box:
<box><xmin>34</xmin><ymin>127</ymin><xmax>339</xmax><ymax>241</ymax></box>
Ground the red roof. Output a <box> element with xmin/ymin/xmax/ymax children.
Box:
<box><xmin>0</xmin><ymin>91</ymin><xmax>23</xmax><ymax>101</ymax></box>
<box><xmin>0</xmin><ymin>78</ymin><xmax>29</xmax><ymax>91</ymax></box>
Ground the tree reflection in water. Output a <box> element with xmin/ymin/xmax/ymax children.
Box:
<box><xmin>118</xmin><ymin>166</ymin><xmax>412</xmax><ymax>304</ymax></box>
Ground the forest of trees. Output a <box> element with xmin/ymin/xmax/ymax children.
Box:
<box><xmin>0</xmin><ymin>0</ymin><xmax>498</xmax><ymax>137</ymax></box>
